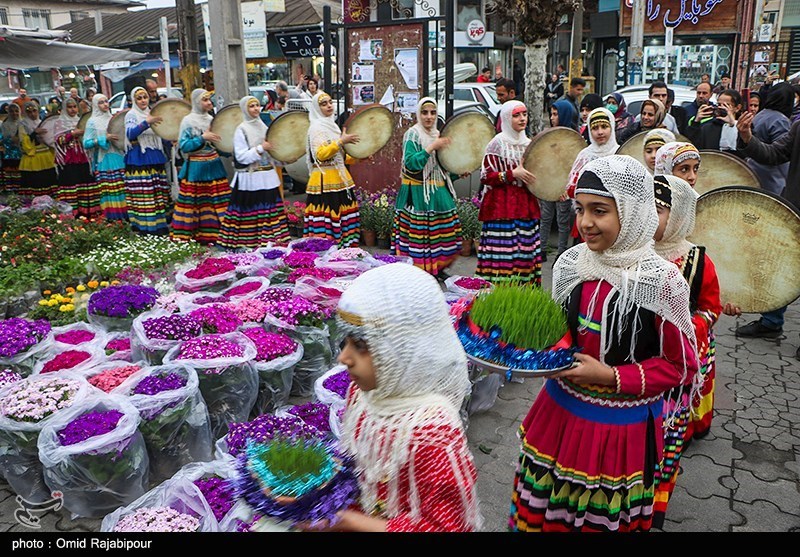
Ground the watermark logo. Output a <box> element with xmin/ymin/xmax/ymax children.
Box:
<box><xmin>13</xmin><ymin>491</ymin><xmax>63</xmax><ymax>529</ymax></box>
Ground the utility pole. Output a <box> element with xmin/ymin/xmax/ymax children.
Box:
<box><xmin>175</xmin><ymin>0</ymin><xmax>201</xmax><ymax>97</ymax></box>
<box><xmin>323</xmin><ymin>5</ymin><xmax>332</xmax><ymax>101</ymax></box>
<box><xmin>568</xmin><ymin>2</ymin><xmax>584</xmax><ymax>86</ymax></box>
<box><xmin>207</xmin><ymin>0</ymin><xmax>248</xmax><ymax>110</ymax></box>
<box><xmin>445</xmin><ymin>0</ymin><xmax>454</xmax><ymax>118</ymax></box>
<box><xmin>628</xmin><ymin>0</ymin><xmax>646</xmax><ymax>86</ymax></box>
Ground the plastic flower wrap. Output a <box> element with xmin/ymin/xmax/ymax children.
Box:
<box><xmin>113</xmin><ymin>507</ymin><xmax>200</xmax><ymax>532</ymax></box>
<box><xmin>53</xmin><ymin>329</ymin><xmax>96</xmax><ymax>346</ymax></box>
<box><xmin>194</xmin><ymin>476</ymin><xmax>236</xmax><ymax>522</ymax></box>
<box><xmin>0</xmin><ymin>318</ymin><xmax>53</xmax><ymax>376</ymax></box>
<box><xmin>189</xmin><ymin>305</ymin><xmax>243</xmax><ymax>334</ymax></box>
<box><xmin>222</xmin><ymin>413</ymin><xmax>326</xmax><ymax>458</ymax></box>
<box><xmin>241</xmin><ymin>327</ymin><xmax>303</xmax><ymax>416</ymax></box>
<box><xmin>185</xmin><ymin>258</ymin><xmax>237</xmax><ymax>280</ymax></box>
<box><xmin>455</xmin><ymin>283</ymin><xmax>575</xmax><ymax>378</ymax></box>
<box><xmin>132</xmin><ymin>311</ymin><xmax>204</xmax><ymax>366</ymax></box>
<box><xmin>232</xmin><ymin>436</ymin><xmax>359</xmax><ymax>526</ymax></box>
<box><xmin>314</xmin><ymin>365</ymin><xmax>351</xmax><ymax>407</ymax></box>
<box><xmin>35</xmin><ymin>347</ymin><xmax>103</xmax><ymax>375</ymax></box>
<box><xmin>104</xmin><ymin>334</ymin><xmax>132</xmax><ymax>362</ymax></box>
<box><xmin>287</xmin><ymin>266</ymin><xmax>340</xmax><ymax>284</ymax></box>
<box><xmin>256</xmin><ymin>286</ymin><xmax>295</xmax><ymax>306</ymax></box>
<box><xmin>87</xmin><ymin>363</ymin><xmax>143</xmax><ymax>393</ymax></box>
<box><xmin>266</xmin><ymin>296</ymin><xmax>327</xmax><ymax>329</ymax></box>
<box><xmin>87</xmin><ymin>285</ymin><xmax>159</xmax><ymax>332</ymax></box>
<box><xmin>176</xmin><ymin>257</ymin><xmax>238</xmax><ymax>294</ymax></box>
<box><xmin>56</xmin><ymin>409</ymin><xmax>124</xmax><ymax>446</ymax></box>
<box><xmin>224</xmin><ymin>279</ymin><xmax>267</xmax><ymax>299</ymax></box>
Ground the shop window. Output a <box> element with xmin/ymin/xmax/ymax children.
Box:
<box><xmin>392</xmin><ymin>0</ymin><xmax>415</xmax><ymax>20</ymax></box>
<box><xmin>70</xmin><ymin>11</ymin><xmax>90</xmax><ymax>23</ymax></box>
<box><xmin>22</xmin><ymin>8</ymin><xmax>51</xmax><ymax>29</ymax></box>
<box><xmin>0</xmin><ymin>7</ymin><xmax>8</xmax><ymax>25</ymax></box>
<box><xmin>456</xmin><ymin>0</ymin><xmax>482</xmax><ymax>31</ymax></box>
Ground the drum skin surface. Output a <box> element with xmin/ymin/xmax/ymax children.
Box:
<box><xmin>209</xmin><ymin>104</ymin><xmax>244</xmax><ymax>154</ymax></box>
<box><xmin>342</xmin><ymin>104</ymin><xmax>393</xmax><ymax>159</ymax></box>
<box><xmin>437</xmin><ymin>111</ymin><xmax>497</xmax><ymax>175</ymax></box>
<box><xmin>36</xmin><ymin>115</ymin><xmax>59</xmax><ymax>148</ymax></box>
<box><xmin>77</xmin><ymin>112</ymin><xmax>91</xmax><ymax>131</ymax></box>
<box><xmin>266</xmin><ymin>110</ymin><xmax>309</xmax><ymax>163</ymax></box>
<box><xmin>150</xmin><ymin>98</ymin><xmax>192</xmax><ymax>142</ymax></box>
<box><xmin>694</xmin><ymin>149</ymin><xmax>761</xmax><ymax>195</ymax></box>
<box><xmin>522</xmin><ymin>127</ymin><xmax>586</xmax><ymax>201</ymax></box>
<box><xmin>688</xmin><ymin>187</ymin><xmax>800</xmax><ymax>313</ymax></box>
<box><xmin>107</xmin><ymin>110</ymin><xmax>128</xmax><ymax>151</ymax></box>
<box><xmin>616</xmin><ymin>130</ymin><xmax>691</xmax><ymax>167</ymax></box>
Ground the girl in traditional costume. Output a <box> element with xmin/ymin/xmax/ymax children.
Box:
<box><xmin>218</xmin><ymin>95</ymin><xmax>289</xmax><ymax>249</ymax></box>
<box><xmin>476</xmin><ymin>100</ymin><xmax>541</xmax><ymax>285</ymax></box>
<box><xmin>171</xmin><ymin>88</ymin><xmax>230</xmax><ymax>245</ymax></box>
<box><xmin>54</xmin><ymin>98</ymin><xmax>100</xmax><ymax>219</ymax></box>
<box><xmin>1</xmin><ymin>104</ymin><xmax>23</xmax><ymax>194</ymax></box>
<box><xmin>392</xmin><ymin>97</ymin><xmax>462</xmax><ymax>276</ymax></box>
<box><xmin>312</xmin><ymin>263</ymin><xmax>481</xmax><ymax>531</ymax></box>
<box><xmin>83</xmin><ymin>94</ymin><xmax>127</xmax><ymax>221</ymax></box>
<box><xmin>510</xmin><ymin>155</ymin><xmax>698</xmax><ymax>532</ymax></box>
<box><xmin>642</xmin><ymin>129</ymin><xmax>676</xmax><ymax>174</ymax></box>
<box><xmin>654</xmin><ymin>142</ymin><xmax>701</xmax><ymax>188</ymax></box>
<box><xmin>304</xmin><ymin>91</ymin><xmax>361</xmax><ymax>247</ymax></box>
<box><xmin>124</xmin><ymin>86</ymin><xmax>170</xmax><ymax>234</ymax></box>
<box><xmin>650</xmin><ymin>174</ymin><xmax>722</xmax><ymax>527</ymax></box>
<box><xmin>19</xmin><ymin>101</ymin><xmax>57</xmax><ymax>198</ymax></box>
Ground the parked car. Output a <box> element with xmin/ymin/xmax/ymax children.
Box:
<box><xmin>108</xmin><ymin>87</ymin><xmax>184</xmax><ymax>114</ymax></box>
<box><xmin>605</xmin><ymin>84</ymin><xmax>699</xmax><ymax>117</ymax></box>
<box><xmin>438</xmin><ymin>82</ymin><xmax>502</xmax><ymax>119</ymax></box>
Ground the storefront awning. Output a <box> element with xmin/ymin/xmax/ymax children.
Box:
<box><xmin>0</xmin><ymin>35</ymin><xmax>144</xmax><ymax>70</ymax></box>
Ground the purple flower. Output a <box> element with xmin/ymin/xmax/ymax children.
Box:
<box><xmin>288</xmin><ymin>402</ymin><xmax>332</xmax><ymax>433</ymax></box>
<box><xmin>189</xmin><ymin>305</ymin><xmax>243</xmax><ymax>334</ymax></box>
<box><xmin>0</xmin><ymin>369</ymin><xmax>22</xmax><ymax>388</ymax></box>
<box><xmin>132</xmin><ymin>373</ymin><xmax>187</xmax><ymax>396</ymax></box>
<box><xmin>194</xmin><ymin>294</ymin><xmax>229</xmax><ymax>305</ymax></box>
<box><xmin>194</xmin><ymin>476</ymin><xmax>235</xmax><ymax>522</ymax></box>
<box><xmin>53</xmin><ymin>329</ymin><xmax>95</xmax><ymax>345</ymax></box>
<box><xmin>225</xmin><ymin>281</ymin><xmax>262</xmax><ymax>298</ymax></box>
<box><xmin>262</xmin><ymin>249</ymin><xmax>284</xmax><ymax>260</ymax></box>
<box><xmin>113</xmin><ymin>507</ymin><xmax>200</xmax><ymax>532</ymax></box>
<box><xmin>241</xmin><ymin>328</ymin><xmax>298</xmax><ymax>362</ymax></box>
<box><xmin>287</xmin><ymin>266</ymin><xmax>339</xmax><ymax>284</ymax></box>
<box><xmin>88</xmin><ymin>285</ymin><xmax>159</xmax><ymax>318</ymax></box>
<box><xmin>454</xmin><ymin>277</ymin><xmax>492</xmax><ymax>290</ymax></box>
<box><xmin>291</xmin><ymin>238</ymin><xmax>335</xmax><ymax>252</ymax></box>
<box><xmin>223</xmin><ymin>253</ymin><xmax>261</xmax><ymax>268</ymax></box>
<box><xmin>256</xmin><ymin>287</ymin><xmax>294</xmax><ymax>305</ymax></box>
<box><xmin>143</xmin><ymin>314</ymin><xmax>203</xmax><ymax>341</ymax></box>
<box><xmin>374</xmin><ymin>254</ymin><xmax>398</xmax><ymax>264</ymax></box>
<box><xmin>177</xmin><ymin>335</ymin><xmax>244</xmax><ymax>361</ymax></box>
<box><xmin>185</xmin><ymin>258</ymin><xmax>236</xmax><ymax>280</ymax></box>
<box><xmin>268</xmin><ymin>296</ymin><xmax>326</xmax><ymax>328</ymax></box>
<box><xmin>225</xmin><ymin>414</ymin><xmax>325</xmax><ymax>457</ymax></box>
<box><xmin>57</xmin><ymin>409</ymin><xmax>124</xmax><ymax>446</ymax></box>
<box><xmin>281</xmin><ymin>251</ymin><xmax>318</xmax><ymax>269</ymax></box>
<box><xmin>0</xmin><ymin>318</ymin><xmax>51</xmax><ymax>358</ymax></box>
<box><xmin>322</xmin><ymin>369</ymin><xmax>351</xmax><ymax>399</ymax></box>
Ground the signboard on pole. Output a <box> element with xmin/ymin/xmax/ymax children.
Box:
<box><xmin>242</xmin><ymin>1</ymin><xmax>268</xmax><ymax>59</ymax></box>
<box><xmin>262</xmin><ymin>0</ymin><xmax>285</xmax><ymax>12</ymax></box>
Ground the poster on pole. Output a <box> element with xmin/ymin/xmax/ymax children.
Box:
<box><xmin>201</xmin><ymin>3</ymin><xmax>213</xmax><ymax>61</ymax></box>
<box><xmin>352</xmin><ymin>63</ymin><xmax>375</xmax><ymax>83</ymax></box>
<box><xmin>262</xmin><ymin>0</ymin><xmax>285</xmax><ymax>12</ymax></box>
<box><xmin>242</xmin><ymin>2</ymin><xmax>268</xmax><ymax>59</ymax></box>
<box><xmin>353</xmin><ymin>85</ymin><xmax>375</xmax><ymax>105</ymax></box>
<box><xmin>394</xmin><ymin>48</ymin><xmax>419</xmax><ymax>89</ymax></box>
<box><xmin>396</xmin><ymin>92</ymin><xmax>419</xmax><ymax>114</ymax></box>
<box><xmin>359</xmin><ymin>40</ymin><xmax>383</xmax><ymax>61</ymax></box>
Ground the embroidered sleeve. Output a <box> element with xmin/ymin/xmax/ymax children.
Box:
<box><xmin>179</xmin><ymin>127</ymin><xmax>205</xmax><ymax>154</ymax></box>
<box><xmin>316</xmin><ymin>140</ymin><xmax>340</xmax><ymax>161</ymax></box>
<box><xmin>692</xmin><ymin>254</ymin><xmax>722</xmax><ymax>341</ymax></box>
<box><xmin>481</xmin><ymin>153</ymin><xmax>512</xmax><ymax>187</ymax></box>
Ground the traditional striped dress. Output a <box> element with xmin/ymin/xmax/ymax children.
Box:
<box><xmin>54</xmin><ymin>111</ymin><xmax>101</xmax><ymax>219</ymax></box>
<box><xmin>392</xmin><ymin>123</ymin><xmax>461</xmax><ymax>276</ymax></box>
<box><xmin>83</xmin><ymin>95</ymin><xmax>127</xmax><ymax>221</ymax></box>
<box><xmin>304</xmin><ymin>92</ymin><xmax>360</xmax><ymax>248</ymax></box>
<box><xmin>19</xmin><ymin>128</ymin><xmax>57</xmax><ymax>198</ymax></box>
<box><xmin>218</xmin><ymin>97</ymin><xmax>289</xmax><ymax>249</ymax></box>
<box><xmin>124</xmin><ymin>91</ymin><xmax>170</xmax><ymax>234</ymax></box>
<box><xmin>510</xmin><ymin>281</ymin><xmax>696</xmax><ymax>532</ymax></box>
<box><xmin>1</xmin><ymin>112</ymin><xmax>23</xmax><ymax>194</ymax></box>
<box><xmin>171</xmin><ymin>89</ymin><xmax>230</xmax><ymax>245</ymax></box>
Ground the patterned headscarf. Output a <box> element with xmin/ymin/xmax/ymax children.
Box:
<box><xmin>179</xmin><ymin>88</ymin><xmax>213</xmax><ymax>137</ymax></box>
<box><xmin>654</xmin><ymin>142</ymin><xmax>701</xmax><ymax>176</ymax></box>
<box><xmin>653</xmin><ymin>175</ymin><xmax>698</xmax><ymax>263</ymax></box>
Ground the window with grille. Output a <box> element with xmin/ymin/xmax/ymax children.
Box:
<box><xmin>22</xmin><ymin>8</ymin><xmax>51</xmax><ymax>29</ymax></box>
<box><xmin>392</xmin><ymin>0</ymin><xmax>416</xmax><ymax>20</ymax></box>
<box><xmin>0</xmin><ymin>7</ymin><xmax>8</xmax><ymax>25</ymax></box>
<box><xmin>70</xmin><ymin>11</ymin><xmax>90</xmax><ymax>23</ymax></box>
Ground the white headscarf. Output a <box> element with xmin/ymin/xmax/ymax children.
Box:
<box><xmin>654</xmin><ymin>141</ymin><xmax>701</xmax><ymax>176</ymax></box>
<box><xmin>85</xmin><ymin>94</ymin><xmax>114</xmax><ymax>163</ymax></box>
<box><xmin>567</xmin><ymin>107</ymin><xmax>620</xmax><ymax>189</ymax></box>
<box><xmin>55</xmin><ymin>97</ymin><xmax>80</xmax><ymax>136</ymax></box>
<box><xmin>306</xmin><ymin>91</ymin><xmax>349</xmax><ymax>184</ymax></box>
<box><xmin>653</xmin><ymin>175</ymin><xmax>698</xmax><ymax>263</ymax></box>
<box><xmin>124</xmin><ymin>86</ymin><xmax>162</xmax><ymax>154</ymax></box>
<box><xmin>483</xmin><ymin>100</ymin><xmax>528</xmax><ymax>175</ymax></box>
<box><xmin>1</xmin><ymin>104</ymin><xmax>22</xmax><ymax>142</ymax></box>
<box><xmin>238</xmin><ymin>95</ymin><xmax>267</xmax><ymax>147</ymax></box>
<box><xmin>20</xmin><ymin>101</ymin><xmax>40</xmax><ymax>134</ymax></box>
<box><xmin>179</xmin><ymin>88</ymin><xmax>214</xmax><ymax>138</ymax></box>
<box><xmin>337</xmin><ymin>263</ymin><xmax>480</xmax><ymax>530</ymax></box>
<box><xmin>553</xmin><ymin>155</ymin><xmax>696</xmax><ymax>380</ymax></box>
<box><xmin>405</xmin><ymin>96</ymin><xmax>454</xmax><ymax>203</ymax></box>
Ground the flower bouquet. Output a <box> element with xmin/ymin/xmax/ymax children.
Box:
<box><xmin>284</xmin><ymin>201</ymin><xmax>306</xmax><ymax>237</ymax></box>
<box><xmin>318</xmin><ymin>247</ymin><xmax>378</xmax><ymax>275</ymax></box>
<box><xmin>242</xmin><ymin>327</ymin><xmax>303</xmax><ymax>416</ymax></box>
<box><xmin>84</xmin><ymin>362</ymin><xmax>143</xmax><ymax>394</ymax></box>
<box><xmin>371</xmin><ymin>253</ymin><xmax>413</xmax><ymax>266</ymax></box>
<box><xmin>444</xmin><ymin>275</ymin><xmax>494</xmax><ymax>299</ymax></box>
<box><xmin>218</xmin><ymin>413</ymin><xmax>326</xmax><ymax>460</ymax></box>
<box><xmin>263</xmin><ymin>296</ymin><xmax>333</xmax><ymax>398</ymax></box>
<box><xmin>51</xmin><ymin>322</ymin><xmax>106</xmax><ymax>352</ymax></box>
<box><xmin>104</xmin><ymin>333</ymin><xmax>132</xmax><ymax>362</ymax></box>
<box><xmin>117</xmin><ymin>364</ymin><xmax>213</xmax><ymax>484</ymax></box>
<box><xmin>33</xmin><ymin>346</ymin><xmax>105</xmax><ymax>376</ymax></box>
<box><xmin>278</xmin><ymin>401</ymin><xmax>334</xmax><ymax>436</ymax></box>
<box><xmin>188</xmin><ymin>305</ymin><xmax>243</xmax><ymax>335</ymax></box>
<box><xmin>224</xmin><ymin>298</ymin><xmax>271</xmax><ymax>326</ymax></box>
<box><xmin>453</xmin><ymin>283</ymin><xmax>575</xmax><ymax>381</ymax></box>
<box><xmin>231</xmin><ymin>436</ymin><xmax>359</xmax><ymax>527</ymax></box>
<box><xmin>0</xmin><ymin>372</ymin><xmax>91</xmax><ymax>502</ymax></box>
<box><xmin>131</xmin><ymin>310</ymin><xmax>203</xmax><ymax>366</ymax></box>
<box><xmin>0</xmin><ymin>368</ymin><xmax>22</xmax><ymax>388</ymax></box>
<box><xmin>268</xmin><ymin>251</ymin><xmax>319</xmax><ymax>284</ymax></box>
<box><xmin>101</xmin><ymin>478</ymin><xmax>219</xmax><ymax>532</ymax></box>
<box><xmin>222</xmin><ymin>276</ymin><xmax>271</xmax><ymax>302</ymax></box>
<box><xmin>256</xmin><ymin>245</ymin><xmax>291</xmax><ymax>266</ymax></box>
<box><xmin>175</xmin><ymin>291</ymin><xmax>230</xmax><ymax>314</ymax></box>
<box><xmin>175</xmin><ymin>257</ymin><xmax>238</xmax><ymax>294</ymax></box>
<box><xmin>163</xmin><ymin>333</ymin><xmax>259</xmax><ymax>440</ymax></box>
<box><xmin>87</xmin><ymin>284</ymin><xmax>160</xmax><ymax>332</ymax></box>
<box><xmin>221</xmin><ymin>252</ymin><xmax>267</xmax><ymax>278</ymax></box>
<box><xmin>37</xmin><ymin>394</ymin><xmax>149</xmax><ymax>518</ymax></box>
<box><xmin>0</xmin><ymin>317</ymin><xmax>54</xmax><ymax>377</ymax></box>
<box><xmin>314</xmin><ymin>365</ymin><xmax>352</xmax><ymax>408</ymax></box>
<box><xmin>288</xmin><ymin>237</ymin><xmax>336</xmax><ymax>254</ymax></box>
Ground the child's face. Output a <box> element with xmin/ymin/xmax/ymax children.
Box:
<box><xmin>654</xmin><ymin>204</ymin><xmax>670</xmax><ymax>242</ymax></box>
<box><xmin>575</xmin><ymin>193</ymin><xmax>620</xmax><ymax>252</ymax></box>
<box><xmin>590</xmin><ymin>123</ymin><xmax>610</xmax><ymax>145</ymax></box>
<box><xmin>672</xmin><ymin>160</ymin><xmax>700</xmax><ymax>187</ymax></box>
<box><xmin>338</xmin><ymin>336</ymin><xmax>377</xmax><ymax>391</ymax></box>
<box><xmin>644</xmin><ymin>146</ymin><xmax>659</xmax><ymax>171</ymax></box>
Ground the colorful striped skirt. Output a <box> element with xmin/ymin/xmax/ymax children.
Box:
<box><xmin>19</xmin><ymin>168</ymin><xmax>57</xmax><ymax>198</ymax></box>
<box><xmin>510</xmin><ymin>380</ymin><xmax>661</xmax><ymax>532</ymax></box>
<box><xmin>304</xmin><ymin>189</ymin><xmax>360</xmax><ymax>248</ymax></box>
<box><xmin>96</xmin><ymin>167</ymin><xmax>128</xmax><ymax>221</ymax></box>
<box><xmin>392</xmin><ymin>183</ymin><xmax>462</xmax><ymax>276</ymax></box>
<box><xmin>652</xmin><ymin>389</ymin><xmax>691</xmax><ymax>529</ymax></box>
<box><xmin>171</xmin><ymin>152</ymin><xmax>230</xmax><ymax>245</ymax></box>
<box><xmin>476</xmin><ymin>218</ymin><xmax>541</xmax><ymax>286</ymax></box>
<box><xmin>690</xmin><ymin>334</ymin><xmax>716</xmax><ymax>439</ymax></box>
<box><xmin>218</xmin><ymin>187</ymin><xmax>290</xmax><ymax>250</ymax></box>
<box><xmin>58</xmin><ymin>163</ymin><xmax>101</xmax><ymax>220</ymax></box>
<box><xmin>125</xmin><ymin>163</ymin><xmax>170</xmax><ymax>235</ymax></box>
<box><xmin>2</xmin><ymin>159</ymin><xmax>21</xmax><ymax>194</ymax></box>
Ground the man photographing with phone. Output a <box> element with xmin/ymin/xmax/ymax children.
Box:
<box><xmin>684</xmin><ymin>88</ymin><xmax>745</xmax><ymax>154</ymax></box>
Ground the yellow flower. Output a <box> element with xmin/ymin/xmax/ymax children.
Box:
<box><xmin>47</xmin><ymin>300</ymin><xmax>58</xmax><ymax>307</ymax></box>
<box><xmin>65</xmin><ymin>287</ymin><xmax>76</xmax><ymax>294</ymax></box>
<box><xmin>65</xmin><ymin>304</ymin><xmax>75</xmax><ymax>311</ymax></box>
<box><xmin>110</xmin><ymin>280</ymin><xmax>120</xmax><ymax>286</ymax></box>
<box><xmin>88</xmin><ymin>280</ymin><xmax>99</xmax><ymax>289</ymax></box>
<box><xmin>76</xmin><ymin>284</ymin><xmax>86</xmax><ymax>292</ymax></box>
<box><xmin>38</xmin><ymin>300</ymin><xmax>48</xmax><ymax>306</ymax></box>
<box><xmin>100</xmin><ymin>281</ymin><xmax>109</xmax><ymax>287</ymax></box>
<box><xmin>59</xmin><ymin>305</ymin><xmax>70</xmax><ymax>312</ymax></box>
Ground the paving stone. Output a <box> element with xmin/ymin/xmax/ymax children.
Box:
<box><xmin>683</xmin><ymin>435</ymin><xmax>741</xmax><ymax>467</ymax></box>
<box><xmin>719</xmin><ymin>475</ymin><xmax>739</xmax><ymax>490</ymax></box>
<box><xmin>731</xmin><ymin>499</ymin><xmax>800</xmax><ymax>532</ymax></box>
<box><xmin>671</xmin><ymin>454</ymin><xmax>730</xmax><ymax>499</ymax></box>
<box><xmin>732</xmin><ymin>468</ymin><xmax>800</xmax><ymax>515</ymax></box>
<box><xmin>660</xmin><ymin>491</ymin><xmax>742</xmax><ymax>532</ymax></box>
<box><xmin>734</xmin><ymin>439</ymin><xmax>799</xmax><ymax>483</ymax></box>
<box><xmin>476</xmin><ymin>479</ymin><xmax>512</xmax><ymax>532</ymax></box>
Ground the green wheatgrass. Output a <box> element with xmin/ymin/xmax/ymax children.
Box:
<box><xmin>258</xmin><ymin>438</ymin><xmax>329</xmax><ymax>481</ymax></box>
<box><xmin>470</xmin><ymin>282</ymin><xmax>568</xmax><ymax>351</ymax></box>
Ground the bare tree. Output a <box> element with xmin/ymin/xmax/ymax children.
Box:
<box><xmin>489</xmin><ymin>1</ymin><xmax>579</xmax><ymax>133</ymax></box>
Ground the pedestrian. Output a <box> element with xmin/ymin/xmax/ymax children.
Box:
<box><xmin>510</xmin><ymin>155</ymin><xmax>699</xmax><ymax>532</ymax></box>
<box><xmin>746</xmin><ymin>82</ymin><xmax>793</xmax><ymax>195</ymax></box>
<box><xmin>171</xmin><ymin>88</ymin><xmax>231</xmax><ymax>245</ymax></box>
<box><xmin>11</xmin><ymin>88</ymin><xmax>30</xmax><ymax>112</ymax></box>
<box><xmin>550</xmin><ymin>98</ymin><xmax>578</xmax><ymax>131</ymax></box>
<box><xmin>217</xmin><ymin>96</ymin><xmax>289</xmax><ymax>250</ymax></box>
<box><xmin>392</xmin><ymin>97</ymin><xmax>462</xmax><ymax>277</ymax></box>
<box><xmin>667</xmin><ymin>88</ymin><xmax>689</xmax><ymax>135</ymax></box>
<box><xmin>19</xmin><ymin>101</ymin><xmax>57</xmax><ymax>198</ymax></box>
<box><xmin>712</xmin><ymin>72</ymin><xmax>731</xmax><ymax>96</ymax></box>
<box><xmin>685</xmin><ymin>82</ymin><xmax>713</xmax><ymax>124</ymax></box>
<box><xmin>684</xmin><ymin>89</ymin><xmax>745</xmax><ymax>155</ymax></box>
<box><xmin>559</xmin><ymin>77</ymin><xmax>586</xmax><ymax>128</ymax></box>
<box><xmin>1</xmin><ymin>104</ymin><xmax>23</xmax><ymax>194</ymax></box>
<box><xmin>748</xmin><ymin>90</ymin><xmax>761</xmax><ymax>114</ymax></box>
<box><xmin>304</xmin><ymin>91</ymin><xmax>361</xmax><ymax>247</ymax></box>
<box><xmin>477</xmin><ymin>67</ymin><xmax>492</xmax><ymax>83</ymax></box>
<box><xmin>145</xmin><ymin>79</ymin><xmax>159</xmax><ymax>108</ymax></box>
<box><xmin>124</xmin><ymin>86</ymin><xmax>170</xmax><ymax>235</ymax></box>
<box><xmin>53</xmin><ymin>97</ymin><xmax>100</xmax><ymax>219</ymax></box>
<box><xmin>654</xmin><ymin>141</ymin><xmax>701</xmax><ymax>188</ymax></box>
<box><xmin>634</xmin><ymin>82</ymin><xmax>679</xmax><ymax>134</ymax></box>
<box><xmin>83</xmin><ymin>93</ymin><xmax>128</xmax><ymax>221</ymax></box>
<box><xmin>618</xmin><ymin>99</ymin><xmax>668</xmax><ymax>145</ymax></box>
<box><xmin>642</xmin><ymin>128</ymin><xmax>676</xmax><ymax>174</ymax></box>
<box><xmin>297</xmin><ymin>263</ymin><xmax>480</xmax><ymax>532</ymax></box>
<box><xmin>578</xmin><ymin>93</ymin><xmax>604</xmax><ymax>144</ymax></box>
<box><xmin>494</xmin><ymin>67</ymin><xmax>504</xmax><ymax>82</ymax></box>
<box><xmin>651</xmin><ymin>174</ymin><xmax>722</xmax><ymax>527</ymax></box>
<box><xmin>604</xmin><ymin>92</ymin><xmax>636</xmax><ymax>137</ymax></box>
<box><xmin>476</xmin><ymin>100</ymin><xmax>541</xmax><ymax>285</ymax></box>
<box><xmin>545</xmin><ymin>73</ymin><xmax>563</xmax><ymax>113</ymax></box>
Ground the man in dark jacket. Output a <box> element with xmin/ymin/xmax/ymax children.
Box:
<box><xmin>667</xmin><ymin>87</ymin><xmax>689</xmax><ymax>135</ymax></box>
<box><xmin>736</xmin><ymin>111</ymin><xmax>800</xmax><ymax>360</ymax></box>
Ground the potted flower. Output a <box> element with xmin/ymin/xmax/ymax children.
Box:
<box><xmin>241</xmin><ymin>327</ymin><xmax>303</xmax><ymax>416</ymax></box>
<box><xmin>285</xmin><ymin>201</ymin><xmax>306</xmax><ymax>238</ymax></box>
<box><xmin>87</xmin><ymin>284</ymin><xmax>160</xmax><ymax>332</ymax></box>
<box><xmin>371</xmin><ymin>187</ymin><xmax>397</xmax><ymax>249</ymax></box>
<box><xmin>456</xmin><ymin>197</ymin><xmax>481</xmax><ymax>256</ymax></box>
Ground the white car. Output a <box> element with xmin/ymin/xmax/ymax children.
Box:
<box><xmin>437</xmin><ymin>82</ymin><xmax>502</xmax><ymax>120</ymax></box>
<box><xmin>605</xmin><ymin>84</ymin><xmax>699</xmax><ymax>116</ymax></box>
<box><xmin>108</xmin><ymin>87</ymin><xmax>184</xmax><ymax>114</ymax></box>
